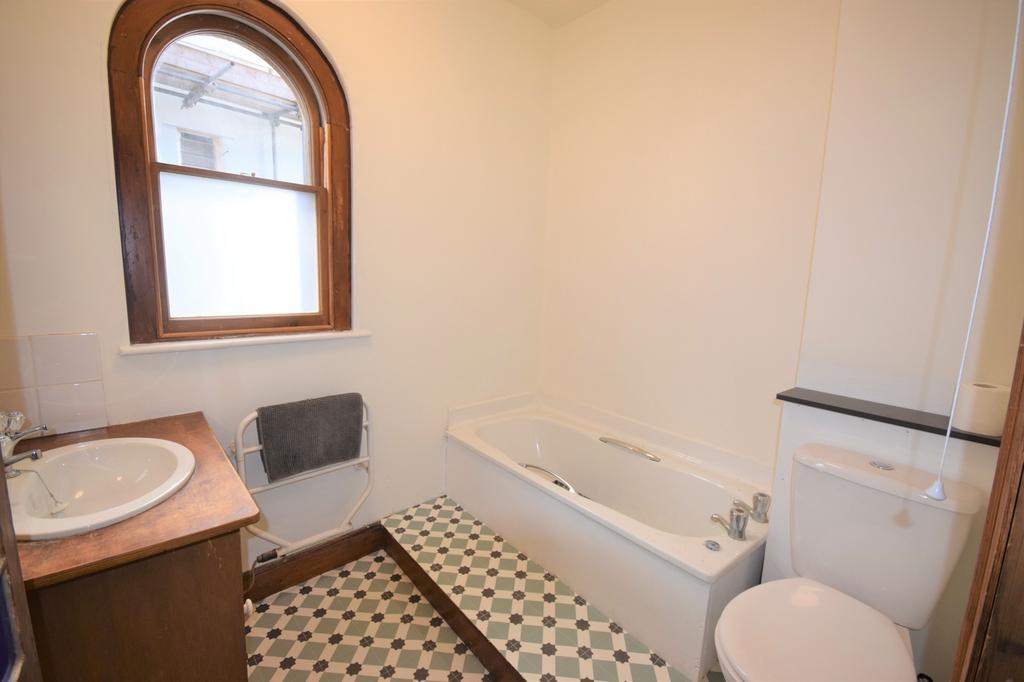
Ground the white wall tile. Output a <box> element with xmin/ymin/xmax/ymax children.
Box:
<box><xmin>37</xmin><ymin>381</ymin><xmax>107</xmax><ymax>434</ymax></box>
<box><xmin>0</xmin><ymin>337</ymin><xmax>34</xmax><ymax>390</ymax></box>
<box><xmin>0</xmin><ymin>388</ymin><xmax>41</xmax><ymax>429</ymax></box>
<box><xmin>30</xmin><ymin>333</ymin><xmax>102</xmax><ymax>386</ymax></box>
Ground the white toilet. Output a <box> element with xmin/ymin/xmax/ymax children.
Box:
<box><xmin>715</xmin><ymin>443</ymin><xmax>982</xmax><ymax>682</ymax></box>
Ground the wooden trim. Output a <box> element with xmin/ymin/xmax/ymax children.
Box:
<box><xmin>384</xmin><ymin>534</ymin><xmax>525</xmax><ymax>682</ymax></box>
<box><xmin>153</xmin><ymin>162</ymin><xmax>322</xmax><ymax>194</ymax></box>
<box><xmin>245</xmin><ymin>524</ymin><xmax>387</xmax><ymax>602</ymax></box>
<box><xmin>108</xmin><ymin>0</ymin><xmax>352</xmax><ymax>343</ymax></box>
<box><xmin>954</xmin><ymin>324</ymin><xmax>1024</xmax><ymax>680</ymax></box>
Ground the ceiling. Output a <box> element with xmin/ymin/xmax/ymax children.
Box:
<box><xmin>506</xmin><ymin>0</ymin><xmax>610</xmax><ymax>27</ymax></box>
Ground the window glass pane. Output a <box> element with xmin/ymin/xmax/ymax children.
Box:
<box><xmin>152</xmin><ymin>33</ymin><xmax>309</xmax><ymax>184</ymax></box>
<box><xmin>158</xmin><ymin>172</ymin><xmax>319</xmax><ymax>318</ymax></box>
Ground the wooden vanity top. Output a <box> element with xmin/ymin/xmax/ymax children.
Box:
<box><xmin>15</xmin><ymin>412</ymin><xmax>260</xmax><ymax>589</ymax></box>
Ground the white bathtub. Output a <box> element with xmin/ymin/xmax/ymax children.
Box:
<box><xmin>445</xmin><ymin>402</ymin><xmax>768</xmax><ymax>682</ymax></box>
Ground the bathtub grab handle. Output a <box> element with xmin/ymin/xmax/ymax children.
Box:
<box><xmin>598</xmin><ymin>437</ymin><xmax>662</xmax><ymax>463</ymax></box>
<box><xmin>521</xmin><ymin>463</ymin><xmax>580</xmax><ymax>496</ymax></box>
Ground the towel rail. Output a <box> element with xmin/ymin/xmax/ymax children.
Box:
<box><xmin>233</xmin><ymin>402</ymin><xmax>373</xmax><ymax>560</ymax></box>
<box><xmin>246</xmin><ymin>457</ymin><xmax>369</xmax><ymax>495</ymax></box>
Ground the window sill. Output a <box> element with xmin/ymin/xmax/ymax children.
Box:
<box><xmin>118</xmin><ymin>329</ymin><xmax>372</xmax><ymax>355</ymax></box>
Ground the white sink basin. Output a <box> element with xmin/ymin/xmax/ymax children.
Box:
<box><xmin>8</xmin><ymin>437</ymin><xmax>196</xmax><ymax>540</ymax></box>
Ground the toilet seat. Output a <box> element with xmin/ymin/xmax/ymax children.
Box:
<box><xmin>714</xmin><ymin>578</ymin><xmax>917</xmax><ymax>682</ymax></box>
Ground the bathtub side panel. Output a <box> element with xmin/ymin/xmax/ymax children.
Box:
<box><xmin>446</xmin><ymin>437</ymin><xmax>711</xmax><ymax>680</ymax></box>
<box><xmin>703</xmin><ymin>540</ymin><xmax>766</xmax><ymax>673</ymax></box>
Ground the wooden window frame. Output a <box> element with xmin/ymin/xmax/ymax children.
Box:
<box><xmin>108</xmin><ymin>0</ymin><xmax>351</xmax><ymax>343</ymax></box>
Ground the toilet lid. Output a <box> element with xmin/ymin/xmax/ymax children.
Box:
<box><xmin>715</xmin><ymin>578</ymin><xmax>917</xmax><ymax>682</ymax></box>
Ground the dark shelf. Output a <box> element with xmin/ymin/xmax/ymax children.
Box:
<box><xmin>776</xmin><ymin>387</ymin><xmax>1002</xmax><ymax>448</ymax></box>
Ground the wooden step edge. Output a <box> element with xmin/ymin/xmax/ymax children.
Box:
<box><xmin>244</xmin><ymin>523</ymin><xmax>387</xmax><ymax>602</ymax></box>
<box><xmin>385</xmin><ymin>532</ymin><xmax>526</xmax><ymax>682</ymax></box>
<box><xmin>242</xmin><ymin>520</ymin><xmax>521</xmax><ymax>681</ymax></box>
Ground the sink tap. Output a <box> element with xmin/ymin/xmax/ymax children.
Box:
<box><xmin>711</xmin><ymin>506</ymin><xmax>749</xmax><ymax>541</ymax></box>
<box><xmin>4</xmin><ymin>448</ymin><xmax>42</xmax><ymax>467</ymax></box>
<box><xmin>733</xmin><ymin>492</ymin><xmax>772</xmax><ymax>523</ymax></box>
<box><xmin>1</xmin><ymin>411</ymin><xmax>48</xmax><ymax>473</ymax></box>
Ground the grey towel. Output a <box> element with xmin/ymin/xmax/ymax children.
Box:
<box><xmin>256</xmin><ymin>393</ymin><xmax>363</xmax><ymax>482</ymax></box>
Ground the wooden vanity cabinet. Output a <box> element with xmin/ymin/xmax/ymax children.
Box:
<box><xmin>14</xmin><ymin>413</ymin><xmax>259</xmax><ymax>682</ymax></box>
<box><xmin>28</xmin><ymin>531</ymin><xmax>246</xmax><ymax>681</ymax></box>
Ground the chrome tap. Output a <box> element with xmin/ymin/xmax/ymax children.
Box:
<box><xmin>733</xmin><ymin>492</ymin><xmax>771</xmax><ymax>523</ymax></box>
<box><xmin>1</xmin><ymin>411</ymin><xmax>47</xmax><ymax>475</ymax></box>
<box><xmin>711</xmin><ymin>506</ymin><xmax>749</xmax><ymax>541</ymax></box>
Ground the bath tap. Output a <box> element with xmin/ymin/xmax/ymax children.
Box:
<box><xmin>711</xmin><ymin>506</ymin><xmax>749</xmax><ymax>540</ymax></box>
<box><xmin>733</xmin><ymin>492</ymin><xmax>771</xmax><ymax>523</ymax></box>
<box><xmin>1</xmin><ymin>411</ymin><xmax>48</xmax><ymax>476</ymax></box>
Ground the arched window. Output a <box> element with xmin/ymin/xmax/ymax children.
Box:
<box><xmin>109</xmin><ymin>0</ymin><xmax>351</xmax><ymax>343</ymax></box>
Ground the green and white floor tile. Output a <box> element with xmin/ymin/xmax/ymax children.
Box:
<box><xmin>383</xmin><ymin>496</ymin><xmax>688</xmax><ymax>682</ymax></box>
<box><xmin>246</xmin><ymin>552</ymin><xmax>489</xmax><ymax>681</ymax></box>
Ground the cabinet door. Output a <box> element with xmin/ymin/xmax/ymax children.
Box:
<box><xmin>0</xmin><ymin>469</ymin><xmax>40</xmax><ymax>682</ymax></box>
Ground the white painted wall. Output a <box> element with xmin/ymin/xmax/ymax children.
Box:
<box><xmin>797</xmin><ymin>0</ymin><xmax>1019</xmax><ymax>413</ymax></box>
<box><xmin>537</xmin><ymin>0</ymin><xmax>1019</xmax><ymax>680</ymax></box>
<box><xmin>537</xmin><ymin>0</ymin><xmax>1018</xmax><ymax>469</ymax></box>
<box><xmin>764</xmin><ymin>2</ymin><xmax>1021</xmax><ymax>681</ymax></box>
<box><xmin>970</xmin><ymin>4</ymin><xmax>1024</xmax><ymax>387</ymax></box>
<box><xmin>539</xmin><ymin>0</ymin><xmax>843</xmax><ymax>468</ymax></box>
<box><xmin>0</xmin><ymin>0</ymin><xmax>552</xmax><ymax>535</ymax></box>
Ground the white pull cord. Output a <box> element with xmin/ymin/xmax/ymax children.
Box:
<box><xmin>926</xmin><ymin>0</ymin><xmax>1023</xmax><ymax>501</ymax></box>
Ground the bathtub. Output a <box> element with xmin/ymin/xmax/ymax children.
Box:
<box><xmin>444</xmin><ymin>401</ymin><xmax>768</xmax><ymax>682</ymax></box>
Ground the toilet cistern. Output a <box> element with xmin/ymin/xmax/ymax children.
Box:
<box><xmin>714</xmin><ymin>444</ymin><xmax>983</xmax><ymax>682</ymax></box>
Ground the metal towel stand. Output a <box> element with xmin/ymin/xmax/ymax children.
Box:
<box><xmin>232</xmin><ymin>401</ymin><xmax>372</xmax><ymax>560</ymax></box>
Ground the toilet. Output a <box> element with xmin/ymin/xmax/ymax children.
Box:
<box><xmin>715</xmin><ymin>443</ymin><xmax>982</xmax><ymax>682</ymax></box>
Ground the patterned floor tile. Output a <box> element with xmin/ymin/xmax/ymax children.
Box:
<box><xmin>247</xmin><ymin>551</ymin><xmax>489</xmax><ymax>681</ymax></box>
<box><xmin>383</xmin><ymin>496</ymin><xmax>689</xmax><ymax>682</ymax></box>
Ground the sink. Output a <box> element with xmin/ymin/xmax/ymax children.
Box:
<box><xmin>7</xmin><ymin>438</ymin><xmax>196</xmax><ymax>540</ymax></box>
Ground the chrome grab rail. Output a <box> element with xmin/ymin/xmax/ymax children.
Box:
<box><xmin>598</xmin><ymin>437</ymin><xmax>661</xmax><ymax>463</ymax></box>
<box><xmin>521</xmin><ymin>463</ymin><xmax>580</xmax><ymax>495</ymax></box>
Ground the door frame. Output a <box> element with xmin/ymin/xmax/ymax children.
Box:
<box><xmin>954</xmin><ymin>325</ymin><xmax>1024</xmax><ymax>680</ymax></box>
